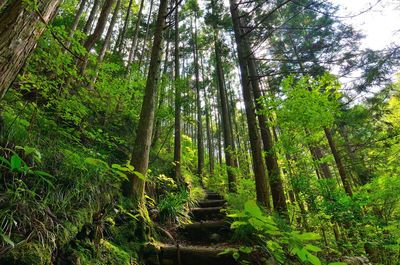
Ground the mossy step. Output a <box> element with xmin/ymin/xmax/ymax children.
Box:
<box><xmin>190</xmin><ymin>206</ymin><xmax>225</xmax><ymax>221</ymax></box>
<box><xmin>157</xmin><ymin>244</ymin><xmax>238</xmax><ymax>265</ymax></box>
<box><xmin>178</xmin><ymin>220</ymin><xmax>232</xmax><ymax>243</ymax></box>
<box><xmin>198</xmin><ymin>199</ymin><xmax>226</xmax><ymax>208</ymax></box>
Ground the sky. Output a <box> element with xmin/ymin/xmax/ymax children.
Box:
<box><xmin>331</xmin><ymin>0</ymin><xmax>400</xmax><ymax>50</ymax></box>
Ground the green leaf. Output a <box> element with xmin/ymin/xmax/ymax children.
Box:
<box><xmin>244</xmin><ymin>200</ymin><xmax>263</xmax><ymax>218</ymax></box>
<box><xmin>0</xmin><ymin>231</ymin><xmax>15</xmax><ymax>247</ymax></box>
<box><xmin>297</xmin><ymin>232</ymin><xmax>321</xmax><ymax>241</ymax></box>
<box><xmin>239</xmin><ymin>246</ymin><xmax>253</xmax><ymax>254</ymax></box>
<box><xmin>305</xmin><ymin>244</ymin><xmax>322</xmax><ymax>252</ymax></box>
<box><xmin>0</xmin><ymin>156</ymin><xmax>11</xmax><ymax>167</ymax></box>
<box><xmin>307</xmin><ymin>253</ymin><xmax>321</xmax><ymax>265</ymax></box>
<box><xmin>85</xmin><ymin>157</ymin><xmax>109</xmax><ymax>168</ymax></box>
<box><xmin>10</xmin><ymin>154</ymin><xmax>23</xmax><ymax>172</ymax></box>
<box><xmin>33</xmin><ymin>170</ymin><xmax>55</xmax><ymax>189</ymax></box>
<box><xmin>328</xmin><ymin>263</ymin><xmax>347</xmax><ymax>265</ymax></box>
<box><xmin>231</xmin><ymin>221</ymin><xmax>247</xmax><ymax>229</ymax></box>
<box><xmin>133</xmin><ymin>170</ymin><xmax>146</xmax><ymax>180</ymax></box>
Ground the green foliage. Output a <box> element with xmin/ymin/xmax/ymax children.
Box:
<box><xmin>228</xmin><ymin>200</ymin><xmax>326</xmax><ymax>265</ymax></box>
<box><xmin>157</xmin><ymin>189</ymin><xmax>191</xmax><ymax>224</ymax></box>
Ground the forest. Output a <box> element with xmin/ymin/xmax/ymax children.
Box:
<box><xmin>0</xmin><ymin>0</ymin><xmax>399</xmax><ymax>264</ymax></box>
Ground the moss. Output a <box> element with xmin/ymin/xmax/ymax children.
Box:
<box><xmin>108</xmin><ymin>220</ymin><xmax>141</xmax><ymax>259</ymax></box>
<box><xmin>100</xmin><ymin>239</ymin><xmax>131</xmax><ymax>265</ymax></box>
<box><xmin>0</xmin><ymin>242</ymin><xmax>52</xmax><ymax>265</ymax></box>
<box><xmin>61</xmin><ymin>239</ymin><xmax>136</xmax><ymax>265</ymax></box>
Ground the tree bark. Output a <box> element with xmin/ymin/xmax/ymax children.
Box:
<box><xmin>324</xmin><ymin>127</ymin><xmax>353</xmax><ymax>196</ymax></box>
<box><xmin>128</xmin><ymin>0</ymin><xmax>168</xmax><ymax>205</ymax></box>
<box><xmin>200</xmin><ymin>52</ymin><xmax>214</xmax><ymax>176</ymax></box>
<box><xmin>79</xmin><ymin>0</ymin><xmax>115</xmax><ymax>72</ymax></box>
<box><xmin>0</xmin><ymin>0</ymin><xmax>61</xmax><ymax>101</ymax></box>
<box><xmin>190</xmin><ymin>15</ymin><xmax>204</xmax><ymax>184</ymax></box>
<box><xmin>229</xmin><ymin>0</ymin><xmax>271</xmax><ymax>209</ymax></box>
<box><xmin>247</xmin><ymin>57</ymin><xmax>287</xmax><ymax>213</ymax></box>
<box><xmin>116</xmin><ymin>0</ymin><xmax>133</xmax><ymax>52</ymax></box>
<box><xmin>83</xmin><ymin>0</ymin><xmax>115</xmax><ymax>52</ymax></box>
<box><xmin>89</xmin><ymin>0</ymin><xmax>120</xmax><ymax>89</ymax></box>
<box><xmin>66</xmin><ymin>0</ymin><xmax>88</xmax><ymax>48</ymax></box>
<box><xmin>127</xmin><ymin>0</ymin><xmax>145</xmax><ymax>71</ymax></box>
<box><xmin>83</xmin><ymin>0</ymin><xmax>100</xmax><ymax>35</ymax></box>
<box><xmin>137</xmin><ymin>0</ymin><xmax>154</xmax><ymax>71</ymax></box>
<box><xmin>213</xmin><ymin>29</ymin><xmax>238</xmax><ymax>192</ymax></box>
<box><xmin>173</xmin><ymin>0</ymin><xmax>183</xmax><ymax>183</ymax></box>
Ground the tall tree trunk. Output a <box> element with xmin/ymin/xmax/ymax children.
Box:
<box><xmin>152</xmin><ymin>27</ymin><xmax>171</xmax><ymax>146</ymax></box>
<box><xmin>216</xmin><ymin>111</ymin><xmax>223</xmax><ymax>165</ymax></box>
<box><xmin>83</xmin><ymin>0</ymin><xmax>100</xmax><ymax>35</ymax></box>
<box><xmin>324</xmin><ymin>127</ymin><xmax>353</xmax><ymax>196</ymax></box>
<box><xmin>200</xmin><ymin>52</ymin><xmax>214</xmax><ymax>176</ymax></box>
<box><xmin>213</xmin><ymin>29</ymin><xmax>238</xmax><ymax>192</ymax></box>
<box><xmin>229</xmin><ymin>0</ymin><xmax>271</xmax><ymax>208</ymax></box>
<box><xmin>80</xmin><ymin>0</ymin><xmax>115</xmax><ymax>72</ymax></box>
<box><xmin>247</xmin><ymin>57</ymin><xmax>287</xmax><ymax>212</ymax></box>
<box><xmin>127</xmin><ymin>0</ymin><xmax>145</xmax><ymax>71</ymax></box>
<box><xmin>137</xmin><ymin>0</ymin><xmax>154</xmax><ymax>71</ymax></box>
<box><xmin>0</xmin><ymin>0</ymin><xmax>61</xmax><ymax>100</ymax></box>
<box><xmin>89</xmin><ymin>0</ymin><xmax>120</xmax><ymax>89</ymax></box>
<box><xmin>83</xmin><ymin>0</ymin><xmax>115</xmax><ymax>52</ymax></box>
<box><xmin>309</xmin><ymin>145</ymin><xmax>333</xmax><ymax>179</ymax></box>
<box><xmin>173</xmin><ymin>0</ymin><xmax>183</xmax><ymax>182</ymax></box>
<box><xmin>66</xmin><ymin>0</ymin><xmax>88</xmax><ymax>48</ymax></box>
<box><xmin>339</xmin><ymin>125</ymin><xmax>370</xmax><ymax>185</ymax></box>
<box><xmin>116</xmin><ymin>0</ymin><xmax>133</xmax><ymax>53</ymax></box>
<box><xmin>191</xmin><ymin>15</ymin><xmax>204</xmax><ymax>184</ymax></box>
<box><xmin>128</xmin><ymin>0</ymin><xmax>168</xmax><ymax>205</ymax></box>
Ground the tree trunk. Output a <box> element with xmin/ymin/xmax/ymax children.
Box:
<box><xmin>66</xmin><ymin>0</ymin><xmax>88</xmax><ymax>48</ymax></box>
<box><xmin>83</xmin><ymin>0</ymin><xmax>115</xmax><ymax>52</ymax></box>
<box><xmin>247</xmin><ymin>57</ymin><xmax>287</xmax><ymax>213</ymax></box>
<box><xmin>79</xmin><ymin>0</ymin><xmax>115</xmax><ymax>72</ymax></box>
<box><xmin>200</xmin><ymin>52</ymin><xmax>214</xmax><ymax>176</ymax></box>
<box><xmin>152</xmin><ymin>27</ymin><xmax>171</xmax><ymax>147</ymax></box>
<box><xmin>324</xmin><ymin>127</ymin><xmax>353</xmax><ymax>196</ymax></box>
<box><xmin>89</xmin><ymin>0</ymin><xmax>120</xmax><ymax>89</ymax></box>
<box><xmin>173</xmin><ymin>0</ymin><xmax>183</xmax><ymax>183</ymax></box>
<box><xmin>127</xmin><ymin>0</ymin><xmax>145</xmax><ymax>71</ymax></box>
<box><xmin>137</xmin><ymin>0</ymin><xmax>154</xmax><ymax>71</ymax></box>
<box><xmin>83</xmin><ymin>0</ymin><xmax>100</xmax><ymax>35</ymax></box>
<box><xmin>213</xmin><ymin>29</ymin><xmax>238</xmax><ymax>192</ymax></box>
<box><xmin>128</xmin><ymin>0</ymin><xmax>168</xmax><ymax>205</ymax></box>
<box><xmin>116</xmin><ymin>0</ymin><xmax>133</xmax><ymax>53</ymax></box>
<box><xmin>0</xmin><ymin>0</ymin><xmax>61</xmax><ymax>100</ymax></box>
<box><xmin>229</xmin><ymin>0</ymin><xmax>271</xmax><ymax>209</ymax></box>
<box><xmin>193</xmin><ymin>16</ymin><xmax>204</xmax><ymax>184</ymax></box>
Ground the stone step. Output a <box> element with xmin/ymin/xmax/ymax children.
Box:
<box><xmin>198</xmin><ymin>199</ymin><xmax>226</xmax><ymax>208</ymax></box>
<box><xmin>178</xmin><ymin>220</ymin><xmax>232</xmax><ymax>244</ymax></box>
<box><xmin>191</xmin><ymin>206</ymin><xmax>225</xmax><ymax>221</ymax></box>
<box><xmin>157</xmin><ymin>244</ymin><xmax>238</xmax><ymax>265</ymax></box>
<box><xmin>205</xmin><ymin>193</ymin><xmax>224</xmax><ymax>200</ymax></box>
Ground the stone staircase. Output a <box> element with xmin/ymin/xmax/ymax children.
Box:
<box><xmin>146</xmin><ymin>190</ymin><xmax>238</xmax><ymax>265</ymax></box>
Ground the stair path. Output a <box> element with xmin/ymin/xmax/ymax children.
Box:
<box><xmin>150</xmin><ymin>190</ymin><xmax>238</xmax><ymax>265</ymax></box>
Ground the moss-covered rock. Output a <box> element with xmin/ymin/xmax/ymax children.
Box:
<box><xmin>0</xmin><ymin>242</ymin><xmax>52</xmax><ymax>265</ymax></box>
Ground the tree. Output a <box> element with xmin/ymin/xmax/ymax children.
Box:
<box><xmin>229</xmin><ymin>0</ymin><xmax>271</xmax><ymax>208</ymax></box>
<box><xmin>173</xmin><ymin>0</ymin><xmax>183</xmax><ymax>183</ymax></box>
<box><xmin>89</xmin><ymin>0</ymin><xmax>121</xmax><ymax>89</ymax></box>
<box><xmin>128</xmin><ymin>0</ymin><xmax>168</xmax><ymax>205</ymax></box>
<box><xmin>66</xmin><ymin>0</ymin><xmax>88</xmax><ymax>49</ymax></box>
<box><xmin>0</xmin><ymin>0</ymin><xmax>61</xmax><ymax>100</ymax></box>
<box><xmin>208</xmin><ymin>0</ymin><xmax>239</xmax><ymax>192</ymax></box>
